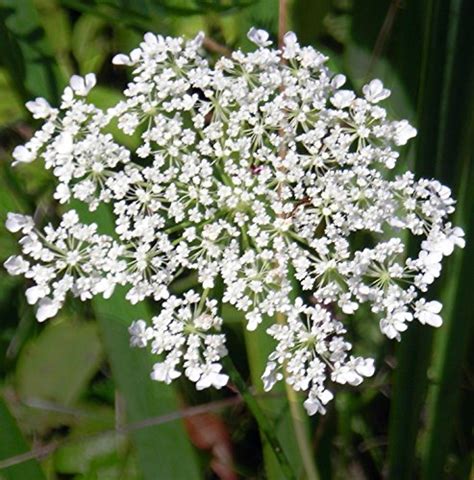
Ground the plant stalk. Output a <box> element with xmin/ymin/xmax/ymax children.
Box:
<box><xmin>222</xmin><ymin>355</ymin><xmax>297</xmax><ymax>480</ymax></box>
<box><xmin>275</xmin><ymin>1</ymin><xmax>319</xmax><ymax>477</ymax></box>
<box><xmin>276</xmin><ymin>313</ymin><xmax>320</xmax><ymax>480</ymax></box>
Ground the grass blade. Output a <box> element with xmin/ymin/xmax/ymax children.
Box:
<box><xmin>76</xmin><ymin>203</ymin><xmax>202</xmax><ymax>480</ymax></box>
<box><xmin>0</xmin><ymin>396</ymin><xmax>47</xmax><ymax>479</ymax></box>
<box><xmin>92</xmin><ymin>291</ymin><xmax>202</xmax><ymax>480</ymax></box>
<box><xmin>350</xmin><ymin>1</ymin><xmax>469</xmax><ymax>477</ymax></box>
<box><xmin>420</xmin><ymin>0</ymin><xmax>474</xmax><ymax>476</ymax></box>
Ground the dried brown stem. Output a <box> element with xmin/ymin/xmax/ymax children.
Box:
<box><xmin>0</xmin><ymin>392</ymin><xmax>284</xmax><ymax>470</ymax></box>
<box><xmin>278</xmin><ymin>0</ymin><xmax>288</xmax><ymax>50</ymax></box>
<box><xmin>366</xmin><ymin>0</ymin><xmax>402</xmax><ymax>80</ymax></box>
<box><xmin>202</xmin><ymin>37</ymin><xmax>232</xmax><ymax>57</ymax></box>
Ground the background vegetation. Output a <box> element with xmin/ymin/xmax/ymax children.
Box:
<box><xmin>0</xmin><ymin>0</ymin><xmax>472</xmax><ymax>479</ymax></box>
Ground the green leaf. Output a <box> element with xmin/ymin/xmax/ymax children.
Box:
<box><xmin>33</xmin><ymin>0</ymin><xmax>73</xmax><ymax>77</ymax></box>
<box><xmin>16</xmin><ymin>320</ymin><xmax>103</xmax><ymax>406</ymax></box>
<box><xmin>0</xmin><ymin>396</ymin><xmax>46</xmax><ymax>480</ymax></box>
<box><xmin>54</xmin><ymin>430</ymin><xmax>128</xmax><ymax>475</ymax></box>
<box><xmin>0</xmin><ymin>69</ymin><xmax>23</xmax><ymax>124</ymax></box>
<box><xmin>291</xmin><ymin>0</ymin><xmax>332</xmax><ymax>44</ymax></box>
<box><xmin>71</xmin><ymin>15</ymin><xmax>110</xmax><ymax>75</ymax></box>
<box><xmin>76</xmin><ymin>202</ymin><xmax>202</xmax><ymax>480</ymax></box>
<box><xmin>0</xmin><ymin>0</ymin><xmax>63</xmax><ymax>104</ymax></box>
<box><xmin>92</xmin><ymin>290</ymin><xmax>202</xmax><ymax>480</ymax></box>
<box><xmin>419</xmin><ymin>0</ymin><xmax>474</xmax><ymax>477</ymax></box>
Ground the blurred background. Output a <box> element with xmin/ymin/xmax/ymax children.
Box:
<box><xmin>0</xmin><ymin>0</ymin><xmax>472</xmax><ymax>479</ymax></box>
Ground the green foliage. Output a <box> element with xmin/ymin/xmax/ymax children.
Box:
<box><xmin>0</xmin><ymin>0</ymin><xmax>64</xmax><ymax>103</ymax></box>
<box><xmin>92</xmin><ymin>289</ymin><xmax>201</xmax><ymax>480</ymax></box>
<box><xmin>16</xmin><ymin>320</ymin><xmax>103</xmax><ymax>407</ymax></box>
<box><xmin>0</xmin><ymin>0</ymin><xmax>471</xmax><ymax>479</ymax></box>
<box><xmin>0</xmin><ymin>398</ymin><xmax>46</xmax><ymax>480</ymax></box>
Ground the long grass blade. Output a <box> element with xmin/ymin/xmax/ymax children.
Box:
<box><xmin>76</xmin><ymin>203</ymin><xmax>202</xmax><ymax>480</ymax></box>
<box><xmin>92</xmin><ymin>291</ymin><xmax>202</xmax><ymax>480</ymax></box>
<box><xmin>420</xmin><ymin>0</ymin><xmax>474</xmax><ymax>476</ymax></box>
<box><xmin>0</xmin><ymin>397</ymin><xmax>47</xmax><ymax>480</ymax></box>
<box><xmin>388</xmin><ymin>0</ymin><xmax>471</xmax><ymax>477</ymax></box>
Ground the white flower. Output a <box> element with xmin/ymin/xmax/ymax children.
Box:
<box><xmin>7</xmin><ymin>29</ymin><xmax>462</xmax><ymax>412</ymax></box>
<box><xmin>362</xmin><ymin>79</ymin><xmax>390</xmax><ymax>103</ymax></box>
<box><xmin>6</xmin><ymin>213</ymin><xmax>34</xmax><ymax>233</ymax></box>
<box><xmin>69</xmin><ymin>73</ymin><xmax>96</xmax><ymax>96</ymax></box>
<box><xmin>4</xmin><ymin>255</ymin><xmax>29</xmax><ymax>275</ymax></box>
<box><xmin>247</xmin><ymin>27</ymin><xmax>272</xmax><ymax>47</ymax></box>
<box><xmin>55</xmin><ymin>132</ymin><xmax>74</xmax><ymax>154</ymax></box>
<box><xmin>196</xmin><ymin>363</ymin><xmax>229</xmax><ymax>390</ymax></box>
<box><xmin>330</xmin><ymin>90</ymin><xmax>355</xmax><ymax>109</ymax></box>
<box><xmin>393</xmin><ymin>120</ymin><xmax>417</xmax><ymax>145</ymax></box>
<box><xmin>36</xmin><ymin>298</ymin><xmax>60</xmax><ymax>322</ymax></box>
<box><xmin>131</xmin><ymin>293</ymin><xmax>228</xmax><ymax>389</ymax></box>
<box><xmin>264</xmin><ymin>301</ymin><xmax>374</xmax><ymax>415</ymax></box>
<box><xmin>303</xmin><ymin>387</ymin><xmax>333</xmax><ymax>415</ymax></box>
<box><xmin>112</xmin><ymin>49</ymin><xmax>141</xmax><ymax>66</ymax></box>
<box><xmin>415</xmin><ymin>299</ymin><xmax>443</xmax><ymax>327</ymax></box>
<box><xmin>331</xmin><ymin>74</ymin><xmax>346</xmax><ymax>89</ymax></box>
<box><xmin>151</xmin><ymin>360</ymin><xmax>181</xmax><ymax>383</ymax></box>
<box><xmin>422</xmin><ymin>227</ymin><xmax>465</xmax><ymax>257</ymax></box>
<box><xmin>282</xmin><ymin>31</ymin><xmax>299</xmax><ymax>59</ymax></box>
<box><xmin>12</xmin><ymin>145</ymin><xmax>36</xmax><ymax>165</ymax></box>
<box><xmin>26</xmin><ymin>97</ymin><xmax>54</xmax><ymax>119</ymax></box>
<box><xmin>262</xmin><ymin>361</ymin><xmax>283</xmax><ymax>391</ymax></box>
<box><xmin>5</xmin><ymin>211</ymin><xmax>118</xmax><ymax>321</ymax></box>
<box><xmin>129</xmin><ymin>320</ymin><xmax>153</xmax><ymax>347</ymax></box>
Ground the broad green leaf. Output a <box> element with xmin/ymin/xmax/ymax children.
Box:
<box><xmin>0</xmin><ymin>396</ymin><xmax>46</xmax><ymax>480</ymax></box>
<box><xmin>292</xmin><ymin>0</ymin><xmax>332</xmax><ymax>44</ymax></box>
<box><xmin>72</xmin><ymin>15</ymin><xmax>110</xmax><ymax>74</ymax></box>
<box><xmin>54</xmin><ymin>430</ymin><xmax>128</xmax><ymax>475</ymax></box>
<box><xmin>0</xmin><ymin>70</ymin><xmax>23</xmax><ymax>124</ymax></box>
<box><xmin>16</xmin><ymin>320</ymin><xmax>103</xmax><ymax>406</ymax></box>
<box><xmin>33</xmin><ymin>0</ymin><xmax>73</xmax><ymax>77</ymax></box>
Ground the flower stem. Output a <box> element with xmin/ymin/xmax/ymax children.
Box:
<box><xmin>222</xmin><ymin>355</ymin><xmax>297</xmax><ymax>480</ymax></box>
<box><xmin>276</xmin><ymin>312</ymin><xmax>320</xmax><ymax>480</ymax></box>
<box><xmin>276</xmin><ymin>1</ymin><xmax>320</xmax><ymax>475</ymax></box>
<box><xmin>278</xmin><ymin>0</ymin><xmax>288</xmax><ymax>50</ymax></box>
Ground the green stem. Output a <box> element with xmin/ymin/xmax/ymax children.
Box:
<box><xmin>276</xmin><ymin>312</ymin><xmax>320</xmax><ymax>480</ymax></box>
<box><xmin>222</xmin><ymin>356</ymin><xmax>297</xmax><ymax>480</ymax></box>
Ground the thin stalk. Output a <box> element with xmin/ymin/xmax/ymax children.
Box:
<box><xmin>278</xmin><ymin>0</ymin><xmax>288</xmax><ymax>50</ymax></box>
<box><xmin>277</xmin><ymin>313</ymin><xmax>320</xmax><ymax>480</ymax></box>
<box><xmin>276</xmin><ymin>2</ymin><xmax>319</xmax><ymax>478</ymax></box>
<box><xmin>222</xmin><ymin>356</ymin><xmax>297</xmax><ymax>480</ymax></box>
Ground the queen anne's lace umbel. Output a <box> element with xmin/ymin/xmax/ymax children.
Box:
<box><xmin>5</xmin><ymin>29</ymin><xmax>465</xmax><ymax>414</ymax></box>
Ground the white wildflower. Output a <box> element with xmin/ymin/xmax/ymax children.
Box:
<box><xmin>5</xmin><ymin>29</ymin><xmax>463</xmax><ymax>414</ymax></box>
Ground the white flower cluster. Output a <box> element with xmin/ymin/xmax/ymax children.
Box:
<box><xmin>5</xmin><ymin>29</ymin><xmax>464</xmax><ymax>414</ymax></box>
<box><xmin>129</xmin><ymin>291</ymin><xmax>228</xmax><ymax>389</ymax></box>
